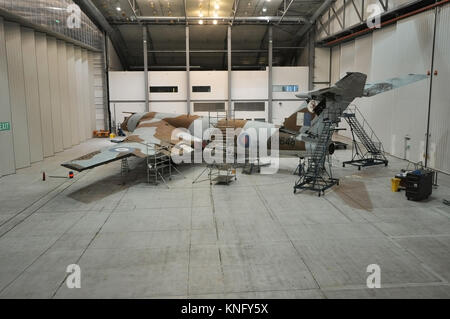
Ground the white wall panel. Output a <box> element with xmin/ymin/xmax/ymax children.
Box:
<box><xmin>429</xmin><ymin>4</ymin><xmax>450</xmax><ymax>173</ymax></box>
<box><xmin>352</xmin><ymin>34</ymin><xmax>373</xmax><ymax>126</ymax></box>
<box><xmin>231</xmin><ymin>70</ymin><xmax>268</xmax><ymax>100</ymax></box>
<box><xmin>5</xmin><ymin>22</ymin><xmax>30</xmax><ymax>169</ymax></box>
<box><xmin>190</xmin><ymin>71</ymin><xmax>228</xmax><ymax>101</ymax></box>
<box><xmin>0</xmin><ymin>18</ymin><xmax>15</xmax><ymax>176</ymax></box>
<box><xmin>21</xmin><ymin>27</ymin><xmax>43</xmax><ymax>163</ymax></box>
<box><xmin>82</xmin><ymin>49</ymin><xmax>91</xmax><ymax>140</ymax></box>
<box><xmin>314</xmin><ymin>47</ymin><xmax>330</xmax><ymax>87</ymax></box>
<box><xmin>57</xmin><ymin>40</ymin><xmax>72</xmax><ymax>149</ymax></box>
<box><xmin>330</xmin><ymin>45</ymin><xmax>341</xmax><ymax>85</ymax></box>
<box><xmin>368</xmin><ymin>25</ymin><xmax>397</xmax><ymax>156</ymax></box>
<box><xmin>109</xmin><ymin>72</ymin><xmax>145</xmax><ymax>101</ymax></box>
<box><xmin>149</xmin><ymin>71</ymin><xmax>187</xmax><ymax>104</ymax></box>
<box><xmin>47</xmin><ymin>36</ymin><xmax>63</xmax><ymax>152</ymax></box>
<box><xmin>151</xmin><ymin>102</ymin><xmax>187</xmax><ymax>114</ymax></box>
<box><xmin>392</xmin><ymin>11</ymin><xmax>434</xmax><ymax>163</ymax></box>
<box><xmin>88</xmin><ymin>52</ymin><xmax>96</xmax><ymax>133</ymax></box>
<box><xmin>339</xmin><ymin>40</ymin><xmax>355</xmax><ymax>76</ymax></box>
<box><xmin>74</xmin><ymin>47</ymin><xmax>86</xmax><ymax>142</ymax></box>
<box><xmin>66</xmin><ymin>44</ymin><xmax>80</xmax><ymax>145</ymax></box>
<box><xmin>35</xmin><ymin>32</ymin><xmax>54</xmax><ymax>157</ymax></box>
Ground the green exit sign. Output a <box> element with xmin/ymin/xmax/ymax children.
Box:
<box><xmin>0</xmin><ymin>122</ymin><xmax>10</xmax><ymax>131</ymax></box>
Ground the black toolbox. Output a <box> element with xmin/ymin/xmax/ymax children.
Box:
<box><xmin>405</xmin><ymin>169</ymin><xmax>433</xmax><ymax>201</ymax></box>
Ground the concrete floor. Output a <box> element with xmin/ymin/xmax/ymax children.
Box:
<box><xmin>0</xmin><ymin>138</ymin><xmax>449</xmax><ymax>299</ymax></box>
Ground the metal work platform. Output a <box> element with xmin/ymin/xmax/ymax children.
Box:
<box><xmin>342</xmin><ymin>106</ymin><xmax>388</xmax><ymax>170</ymax></box>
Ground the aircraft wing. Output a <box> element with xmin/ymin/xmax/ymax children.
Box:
<box><xmin>363</xmin><ymin>74</ymin><xmax>428</xmax><ymax>97</ymax></box>
<box><xmin>62</xmin><ymin>119</ymin><xmax>197</xmax><ymax>172</ymax></box>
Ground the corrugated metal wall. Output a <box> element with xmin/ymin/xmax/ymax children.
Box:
<box><xmin>0</xmin><ymin>17</ymin><xmax>102</xmax><ymax>177</ymax></box>
<box><xmin>319</xmin><ymin>6</ymin><xmax>450</xmax><ymax>174</ymax></box>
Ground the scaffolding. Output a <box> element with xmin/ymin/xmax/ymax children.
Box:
<box><xmin>145</xmin><ymin>143</ymin><xmax>183</xmax><ymax>187</ymax></box>
<box><xmin>193</xmin><ymin>109</ymin><xmax>238</xmax><ymax>185</ymax></box>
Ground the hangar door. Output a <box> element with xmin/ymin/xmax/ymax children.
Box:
<box><xmin>427</xmin><ymin>5</ymin><xmax>450</xmax><ymax>174</ymax></box>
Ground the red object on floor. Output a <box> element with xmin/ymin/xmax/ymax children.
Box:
<box><xmin>69</xmin><ymin>171</ymin><xmax>74</xmax><ymax>179</ymax></box>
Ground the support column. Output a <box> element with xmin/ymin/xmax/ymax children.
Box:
<box><xmin>308</xmin><ymin>29</ymin><xmax>315</xmax><ymax>91</ymax></box>
<box><xmin>227</xmin><ymin>25</ymin><xmax>232</xmax><ymax>119</ymax></box>
<box><xmin>143</xmin><ymin>26</ymin><xmax>149</xmax><ymax>112</ymax></box>
<box><xmin>268</xmin><ymin>26</ymin><xmax>273</xmax><ymax>123</ymax></box>
<box><xmin>186</xmin><ymin>25</ymin><xmax>190</xmax><ymax>114</ymax></box>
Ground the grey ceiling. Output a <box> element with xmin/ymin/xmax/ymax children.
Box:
<box><xmin>91</xmin><ymin>0</ymin><xmax>327</xmax><ymax>70</ymax></box>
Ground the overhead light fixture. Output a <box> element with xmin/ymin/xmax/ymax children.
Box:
<box><xmin>262</xmin><ymin>7</ymin><xmax>267</xmax><ymax>12</ymax></box>
<box><xmin>214</xmin><ymin>3</ymin><xmax>220</xmax><ymax>10</ymax></box>
<box><xmin>116</xmin><ymin>6</ymin><xmax>121</xmax><ymax>11</ymax></box>
<box><xmin>199</xmin><ymin>11</ymin><xmax>203</xmax><ymax>17</ymax></box>
<box><xmin>199</xmin><ymin>20</ymin><xmax>204</xmax><ymax>24</ymax></box>
<box><xmin>213</xmin><ymin>20</ymin><xmax>218</xmax><ymax>25</ymax></box>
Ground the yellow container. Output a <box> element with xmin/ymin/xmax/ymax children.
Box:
<box><xmin>109</xmin><ymin>133</ymin><xmax>116</xmax><ymax>139</ymax></box>
<box><xmin>391</xmin><ymin>178</ymin><xmax>401</xmax><ymax>192</ymax></box>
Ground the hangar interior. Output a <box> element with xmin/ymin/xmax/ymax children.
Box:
<box><xmin>0</xmin><ymin>0</ymin><xmax>449</xmax><ymax>299</ymax></box>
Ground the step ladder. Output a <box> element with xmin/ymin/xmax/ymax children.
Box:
<box><xmin>342</xmin><ymin>106</ymin><xmax>388</xmax><ymax>170</ymax></box>
<box><xmin>294</xmin><ymin>120</ymin><xmax>339</xmax><ymax>196</ymax></box>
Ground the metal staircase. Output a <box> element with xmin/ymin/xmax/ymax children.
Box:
<box><xmin>294</xmin><ymin>120</ymin><xmax>339</xmax><ymax>196</ymax></box>
<box><xmin>342</xmin><ymin>106</ymin><xmax>388</xmax><ymax>170</ymax></box>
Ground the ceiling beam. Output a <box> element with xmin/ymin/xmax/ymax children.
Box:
<box><xmin>74</xmin><ymin>0</ymin><xmax>129</xmax><ymax>69</ymax></box>
<box><xmin>277</xmin><ymin>0</ymin><xmax>296</xmax><ymax>24</ymax></box>
<box><xmin>231</xmin><ymin>0</ymin><xmax>241</xmax><ymax>26</ymax></box>
<box><xmin>111</xmin><ymin>15</ymin><xmax>309</xmax><ymax>25</ymax></box>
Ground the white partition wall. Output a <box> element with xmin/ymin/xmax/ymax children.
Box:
<box><xmin>82</xmin><ymin>49</ymin><xmax>91</xmax><ymax>140</ymax></box>
<box><xmin>35</xmin><ymin>32</ymin><xmax>54</xmax><ymax>157</ymax></box>
<box><xmin>0</xmin><ymin>17</ymin><xmax>15</xmax><ymax>176</ymax></box>
<box><xmin>66</xmin><ymin>44</ymin><xmax>80</xmax><ymax>146</ymax></box>
<box><xmin>47</xmin><ymin>36</ymin><xmax>63</xmax><ymax>153</ymax></box>
<box><xmin>21</xmin><ymin>27</ymin><xmax>43</xmax><ymax>163</ymax></box>
<box><xmin>109</xmin><ymin>67</ymin><xmax>310</xmax><ymax>126</ymax></box>
<box><xmin>57</xmin><ymin>40</ymin><xmax>72</xmax><ymax>149</ymax></box>
<box><xmin>4</xmin><ymin>22</ymin><xmax>30</xmax><ymax>169</ymax></box>
<box><xmin>74</xmin><ymin>47</ymin><xmax>86</xmax><ymax>143</ymax></box>
<box><xmin>88</xmin><ymin>52</ymin><xmax>97</xmax><ymax>133</ymax></box>
<box><xmin>0</xmin><ymin>18</ymin><xmax>101</xmax><ymax>177</ymax></box>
